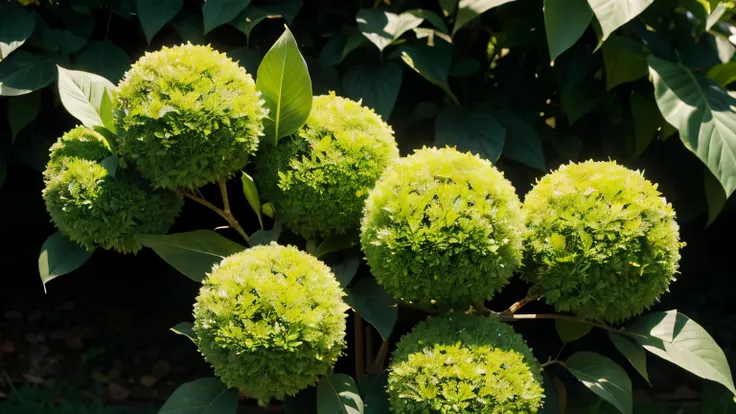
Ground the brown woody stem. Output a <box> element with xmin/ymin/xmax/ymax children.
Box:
<box><xmin>182</xmin><ymin>184</ymin><xmax>250</xmax><ymax>244</ymax></box>
<box><xmin>354</xmin><ymin>313</ymin><xmax>365</xmax><ymax>380</ymax></box>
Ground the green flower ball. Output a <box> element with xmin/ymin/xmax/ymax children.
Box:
<box><xmin>113</xmin><ymin>43</ymin><xmax>267</xmax><ymax>190</ymax></box>
<box><xmin>193</xmin><ymin>244</ymin><xmax>348</xmax><ymax>404</ymax></box>
<box><xmin>255</xmin><ymin>93</ymin><xmax>399</xmax><ymax>240</ymax></box>
<box><xmin>42</xmin><ymin>126</ymin><xmax>183</xmax><ymax>253</ymax></box>
<box><xmin>388</xmin><ymin>314</ymin><xmax>544</xmax><ymax>413</ymax></box>
<box><xmin>361</xmin><ymin>147</ymin><xmax>525</xmax><ymax>308</ymax></box>
<box><xmin>522</xmin><ymin>160</ymin><xmax>682</xmax><ymax>323</ymax></box>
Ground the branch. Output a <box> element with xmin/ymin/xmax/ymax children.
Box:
<box><xmin>498</xmin><ymin>313</ymin><xmax>619</xmax><ymax>332</ymax></box>
<box><xmin>371</xmin><ymin>340</ymin><xmax>390</xmax><ymax>373</ymax></box>
<box><xmin>354</xmin><ymin>313</ymin><xmax>366</xmax><ymax>380</ymax></box>
<box><xmin>182</xmin><ymin>186</ymin><xmax>250</xmax><ymax>244</ymax></box>
<box><xmin>502</xmin><ymin>293</ymin><xmax>541</xmax><ymax>315</ymax></box>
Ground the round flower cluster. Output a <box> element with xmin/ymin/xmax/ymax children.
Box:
<box><xmin>113</xmin><ymin>43</ymin><xmax>267</xmax><ymax>190</ymax></box>
<box><xmin>388</xmin><ymin>314</ymin><xmax>545</xmax><ymax>413</ymax></box>
<box><xmin>42</xmin><ymin>126</ymin><xmax>182</xmax><ymax>253</ymax></box>
<box><xmin>193</xmin><ymin>244</ymin><xmax>348</xmax><ymax>404</ymax></box>
<box><xmin>255</xmin><ymin>93</ymin><xmax>399</xmax><ymax>240</ymax></box>
<box><xmin>522</xmin><ymin>160</ymin><xmax>682</xmax><ymax>323</ymax></box>
<box><xmin>360</xmin><ymin>147</ymin><xmax>525</xmax><ymax>308</ymax></box>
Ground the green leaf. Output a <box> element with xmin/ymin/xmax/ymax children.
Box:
<box><xmin>541</xmin><ymin>372</ymin><xmax>564</xmax><ymax>414</ymax></box>
<box><xmin>250</xmin><ymin>221</ymin><xmax>283</xmax><ymax>246</ymax></box>
<box><xmin>8</xmin><ymin>91</ymin><xmax>41</xmax><ymax>141</ymax></box>
<box><xmin>345</xmin><ymin>276</ymin><xmax>398</xmax><ymax>340</ymax></box>
<box><xmin>356</xmin><ymin>9</ymin><xmax>424</xmax><ymax>52</ymax></box>
<box><xmin>608</xmin><ymin>332</ymin><xmax>650</xmax><ymax>384</ymax></box>
<box><xmin>172</xmin><ymin>12</ymin><xmax>205</xmax><ymax>45</ymax></box>
<box><xmin>564</xmin><ymin>352</ymin><xmax>633</xmax><ymax>414</ymax></box>
<box><xmin>76</xmin><ymin>40</ymin><xmax>131</xmax><ymax>83</ymax></box>
<box><xmin>330</xmin><ymin>255</ymin><xmax>360</xmax><ymax>288</ymax></box>
<box><xmin>320</xmin><ymin>34</ymin><xmax>368</xmax><ymax>66</ymax></box>
<box><xmin>38</xmin><ymin>231</ymin><xmax>93</xmax><ymax>293</ymax></box>
<box><xmin>262</xmin><ymin>202</ymin><xmax>275</xmax><ymax>218</ymax></box>
<box><xmin>706</xmin><ymin>62</ymin><xmax>736</xmax><ymax>87</ymax></box>
<box><xmin>707</xmin><ymin>2</ymin><xmax>729</xmax><ymax>31</ymax></box>
<box><xmin>453</xmin><ymin>0</ymin><xmax>515</xmax><ymax>35</ymax></box>
<box><xmin>159</xmin><ymin>377</ymin><xmax>238</xmax><ymax>414</ymax></box>
<box><xmin>358</xmin><ymin>372</ymin><xmax>389</xmax><ymax>414</ymax></box>
<box><xmin>648</xmin><ymin>56</ymin><xmax>736</xmax><ymax>197</ymax></box>
<box><xmin>493</xmin><ymin>110</ymin><xmax>546</xmax><ymax>170</ymax></box>
<box><xmin>0</xmin><ymin>2</ymin><xmax>35</xmax><ymax>61</ymax></box>
<box><xmin>407</xmin><ymin>9</ymin><xmax>449</xmax><ymax>33</ymax></box>
<box><xmin>586</xmin><ymin>0</ymin><xmax>655</xmax><ymax>41</ymax></box>
<box><xmin>256</xmin><ymin>26</ymin><xmax>312</xmax><ymax>145</ymax></box>
<box><xmin>230</xmin><ymin>0</ymin><xmax>303</xmax><ymax>38</ymax></box>
<box><xmin>57</xmin><ymin>66</ymin><xmax>117</xmax><ymax>133</ymax></box>
<box><xmin>705</xmin><ymin>166</ymin><xmax>727</xmax><ymax>227</ymax></box>
<box><xmin>555</xmin><ymin>319</ymin><xmax>593</xmax><ymax>343</ymax></box>
<box><xmin>408</xmin><ymin>101</ymin><xmax>440</xmax><ymax>125</ymax></box>
<box><xmin>630</xmin><ymin>92</ymin><xmax>664</xmax><ymax>158</ymax></box>
<box><xmin>170</xmin><ymin>322</ymin><xmax>197</xmax><ymax>343</ymax></box>
<box><xmin>435</xmin><ymin>106</ymin><xmax>505</xmax><ymax>163</ymax></box>
<box><xmin>342</xmin><ymin>62</ymin><xmax>402</xmax><ymax>120</ymax></box>
<box><xmin>441</xmin><ymin>0</ymin><xmax>459</xmax><ymax>17</ymax></box>
<box><xmin>317</xmin><ymin>374</ymin><xmax>364</xmax><ymax>414</ymax></box>
<box><xmin>100</xmin><ymin>155</ymin><xmax>119</xmax><ymax>178</ymax></box>
<box><xmin>241</xmin><ymin>172</ymin><xmax>263</xmax><ymax>229</ymax></box>
<box><xmin>138</xmin><ymin>230</ymin><xmax>246</xmax><ymax>282</ymax></box>
<box><xmin>202</xmin><ymin>0</ymin><xmax>252</xmax><ymax>34</ymax></box>
<box><xmin>0</xmin><ymin>51</ymin><xmax>56</xmax><ymax>96</ymax></box>
<box><xmin>314</xmin><ymin>233</ymin><xmax>359</xmax><ymax>258</ymax></box>
<box><xmin>227</xmin><ymin>46</ymin><xmax>262</xmax><ymax>76</ymax></box>
<box><xmin>135</xmin><ymin>0</ymin><xmax>182</xmax><ymax>44</ymax></box>
<box><xmin>400</xmin><ymin>40</ymin><xmax>458</xmax><ymax>103</ymax></box>
<box><xmin>544</xmin><ymin>0</ymin><xmax>593</xmax><ymax>61</ymax></box>
<box><xmin>625</xmin><ymin>310</ymin><xmax>736</xmax><ymax>396</ymax></box>
<box><xmin>602</xmin><ymin>36</ymin><xmax>648</xmax><ymax>90</ymax></box>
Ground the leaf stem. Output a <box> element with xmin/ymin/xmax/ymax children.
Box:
<box><xmin>181</xmin><ymin>184</ymin><xmax>250</xmax><ymax>244</ymax></box>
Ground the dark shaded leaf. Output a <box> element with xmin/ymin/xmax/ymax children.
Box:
<box><xmin>38</xmin><ymin>231</ymin><xmax>93</xmax><ymax>292</ymax></box>
<box><xmin>342</xmin><ymin>62</ymin><xmax>402</xmax><ymax>119</ymax></box>
<box><xmin>345</xmin><ymin>276</ymin><xmax>397</xmax><ymax>340</ymax></box>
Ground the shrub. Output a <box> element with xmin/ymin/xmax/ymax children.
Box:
<box><xmin>361</xmin><ymin>147</ymin><xmax>525</xmax><ymax>308</ymax></box>
<box><xmin>113</xmin><ymin>44</ymin><xmax>267</xmax><ymax>190</ymax></box>
<box><xmin>42</xmin><ymin>126</ymin><xmax>182</xmax><ymax>253</ymax></box>
<box><xmin>388</xmin><ymin>314</ymin><xmax>544</xmax><ymax>413</ymax></box>
<box><xmin>192</xmin><ymin>244</ymin><xmax>348</xmax><ymax>404</ymax></box>
<box><xmin>255</xmin><ymin>93</ymin><xmax>399</xmax><ymax>240</ymax></box>
<box><xmin>522</xmin><ymin>160</ymin><xmax>682</xmax><ymax>323</ymax></box>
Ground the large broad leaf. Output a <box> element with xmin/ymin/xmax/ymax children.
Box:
<box><xmin>705</xmin><ymin>167</ymin><xmax>727</xmax><ymax>227</ymax></box>
<box><xmin>202</xmin><ymin>0</ymin><xmax>252</xmax><ymax>34</ymax></box>
<box><xmin>493</xmin><ymin>110</ymin><xmax>546</xmax><ymax>170</ymax></box>
<box><xmin>76</xmin><ymin>40</ymin><xmax>131</xmax><ymax>83</ymax></box>
<box><xmin>0</xmin><ymin>2</ymin><xmax>35</xmax><ymax>61</ymax></box>
<box><xmin>0</xmin><ymin>51</ymin><xmax>56</xmax><ymax>96</ymax></box>
<box><xmin>608</xmin><ymin>332</ymin><xmax>650</xmax><ymax>384</ymax></box>
<box><xmin>330</xmin><ymin>255</ymin><xmax>361</xmax><ymax>288</ymax></box>
<box><xmin>564</xmin><ymin>352</ymin><xmax>633</xmax><ymax>414</ymax></box>
<box><xmin>707</xmin><ymin>61</ymin><xmax>736</xmax><ymax>87</ymax></box>
<box><xmin>314</xmin><ymin>233</ymin><xmax>360</xmax><ymax>259</ymax></box>
<box><xmin>356</xmin><ymin>9</ymin><xmax>424</xmax><ymax>52</ymax></box>
<box><xmin>38</xmin><ymin>232</ymin><xmax>93</xmax><ymax>292</ymax></box>
<box><xmin>57</xmin><ymin>66</ymin><xmax>117</xmax><ymax>133</ymax></box>
<box><xmin>241</xmin><ymin>172</ymin><xmax>263</xmax><ymax>229</ymax></box>
<box><xmin>400</xmin><ymin>39</ymin><xmax>458</xmax><ymax>104</ymax></box>
<box><xmin>358</xmin><ymin>372</ymin><xmax>389</xmax><ymax>414</ymax></box>
<box><xmin>541</xmin><ymin>372</ymin><xmax>565</xmax><ymax>414</ymax></box>
<box><xmin>435</xmin><ymin>106</ymin><xmax>505</xmax><ymax>163</ymax></box>
<box><xmin>602</xmin><ymin>36</ymin><xmax>647</xmax><ymax>90</ymax></box>
<box><xmin>453</xmin><ymin>0</ymin><xmax>515</xmax><ymax>35</ymax></box>
<box><xmin>230</xmin><ymin>0</ymin><xmax>303</xmax><ymax>38</ymax></box>
<box><xmin>345</xmin><ymin>276</ymin><xmax>397</xmax><ymax>341</ymax></box>
<box><xmin>8</xmin><ymin>91</ymin><xmax>41</xmax><ymax>141</ymax></box>
<box><xmin>544</xmin><ymin>0</ymin><xmax>593</xmax><ymax>61</ymax></box>
<box><xmin>629</xmin><ymin>92</ymin><xmax>664</xmax><ymax>158</ymax></box>
<box><xmin>256</xmin><ymin>27</ymin><xmax>312</xmax><ymax>145</ymax></box>
<box><xmin>138</xmin><ymin>230</ymin><xmax>246</xmax><ymax>282</ymax></box>
<box><xmin>159</xmin><ymin>377</ymin><xmax>238</xmax><ymax>414</ymax></box>
<box><xmin>625</xmin><ymin>310</ymin><xmax>736</xmax><ymax>396</ymax></box>
<box><xmin>317</xmin><ymin>374</ymin><xmax>364</xmax><ymax>414</ymax></box>
<box><xmin>586</xmin><ymin>0</ymin><xmax>655</xmax><ymax>41</ymax></box>
<box><xmin>249</xmin><ymin>220</ymin><xmax>283</xmax><ymax>246</ymax></box>
<box><xmin>555</xmin><ymin>319</ymin><xmax>593</xmax><ymax>343</ymax></box>
<box><xmin>172</xmin><ymin>12</ymin><xmax>205</xmax><ymax>45</ymax></box>
<box><xmin>648</xmin><ymin>56</ymin><xmax>736</xmax><ymax>197</ymax></box>
<box><xmin>136</xmin><ymin>0</ymin><xmax>183</xmax><ymax>44</ymax></box>
<box><xmin>342</xmin><ymin>62</ymin><xmax>402</xmax><ymax>120</ymax></box>
<box><xmin>227</xmin><ymin>47</ymin><xmax>262</xmax><ymax>76</ymax></box>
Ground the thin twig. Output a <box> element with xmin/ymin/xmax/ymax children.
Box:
<box><xmin>502</xmin><ymin>293</ymin><xmax>541</xmax><ymax>315</ymax></box>
<box><xmin>371</xmin><ymin>340</ymin><xmax>390</xmax><ymax>373</ymax></box>
<box><xmin>366</xmin><ymin>327</ymin><xmax>375</xmax><ymax>369</ymax></box>
<box><xmin>218</xmin><ymin>179</ymin><xmax>232</xmax><ymax>214</ymax></box>
<box><xmin>354</xmin><ymin>313</ymin><xmax>366</xmax><ymax>380</ymax></box>
<box><xmin>473</xmin><ymin>301</ymin><xmax>501</xmax><ymax>316</ymax></box>
<box><xmin>498</xmin><ymin>313</ymin><xmax>618</xmax><ymax>332</ymax></box>
<box><xmin>540</xmin><ymin>359</ymin><xmax>561</xmax><ymax>369</ymax></box>
<box><xmin>183</xmin><ymin>189</ymin><xmax>250</xmax><ymax>244</ymax></box>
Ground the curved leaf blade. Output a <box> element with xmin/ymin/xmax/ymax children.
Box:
<box><xmin>602</xmin><ymin>36</ymin><xmax>647</xmax><ymax>90</ymax></box>
<box><xmin>342</xmin><ymin>62</ymin><xmax>402</xmax><ymax>120</ymax></box>
<box><xmin>493</xmin><ymin>110</ymin><xmax>546</xmax><ymax>170</ymax></box>
<box><xmin>544</xmin><ymin>0</ymin><xmax>593</xmax><ymax>61</ymax></box>
<box><xmin>241</xmin><ymin>172</ymin><xmax>262</xmax><ymax>229</ymax></box>
<box><xmin>435</xmin><ymin>106</ymin><xmax>505</xmax><ymax>163</ymax></box>
<box><xmin>357</xmin><ymin>9</ymin><xmax>424</xmax><ymax>51</ymax></box>
<box><xmin>136</xmin><ymin>0</ymin><xmax>183</xmax><ymax>44</ymax></box>
<box><xmin>57</xmin><ymin>66</ymin><xmax>116</xmax><ymax>133</ymax></box>
<box><xmin>345</xmin><ymin>276</ymin><xmax>397</xmax><ymax>340</ymax></box>
<box><xmin>565</xmin><ymin>352</ymin><xmax>633</xmax><ymax>414</ymax></box>
<box><xmin>202</xmin><ymin>0</ymin><xmax>251</xmax><ymax>34</ymax></box>
<box><xmin>608</xmin><ymin>332</ymin><xmax>650</xmax><ymax>384</ymax></box>
<box><xmin>138</xmin><ymin>230</ymin><xmax>246</xmax><ymax>282</ymax></box>
<box><xmin>76</xmin><ymin>40</ymin><xmax>131</xmax><ymax>83</ymax></box>
<box><xmin>0</xmin><ymin>51</ymin><xmax>56</xmax><ymax>96</ymax></box>
<box><xmin>0</xmin><ymin>2</ymin><xmax>35</xmax><ymax>61</ymax></box>
<box><xmin>8</xmin><ymin>91</ymin><xmax>41</xmax><ymax>141</ymax></box>
<box><xmin>159</xmin><ymin>377</ymin><xmax>238</xmax><ymax>414</ymax></box>
<box><xmin>648</xmin><ymin>56</ymin><xmax>736</xmax><ymax>197</ymax></box>
<box><xmin>171</xmin><ymin>322</ymin><xmax>197</xmax><ymax>343</ymax></box>
<box><xmin>586</xmin><ymin>0</ymin><xmax>654</xmax><ymax>41</ymax></box>
<box><xmin>400</xmin><ymin>39</ymin><xmax>458</xmax><ymax>104</ymax></box>
<box><xmin>705</xmin><ymin>167</ymin><xmax>727</xmax><ymax>227</ymax></box>
<box><xmin>38</xmin><ymin>231</ymin><xmax>93</xmax><ymax>292</ymax></box>
<box><xmin>358</xmin><ymin>372</ymin><xmax>389</xmax><ymax>414</ymax></box>
<box><xmin>707</xmin><ymin>61</ymin><xmax>736</xmax><ymax>87</ymax></box>
<box><xmin>453</xmin><ymin>0</ymin><xmax>514</xmax><ymax>35</ymax></box>
<box><xmin>317</xmin><ymin>374</ymin><xmax>364</xmax><ymax>414</ymax></box>
<box><xmin>256</xmin><ymin>26</ymin><xmax>312</xmax><ymax>144</ymax></box>
<box><xmin>556</xmin><ymin>319</ymin><xmax>593</xmax><ymax>343</ymax></box>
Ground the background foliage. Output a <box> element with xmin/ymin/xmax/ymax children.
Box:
<box><xmin>2</xmin><ymin>0</ymin><xmax>736</xmax><ymax>412</ymax></box>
